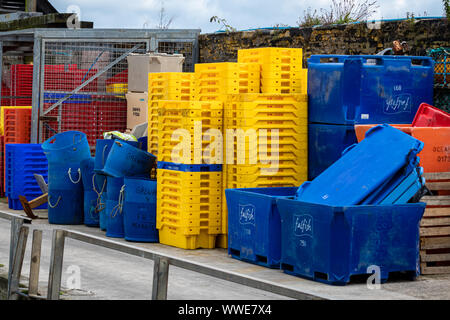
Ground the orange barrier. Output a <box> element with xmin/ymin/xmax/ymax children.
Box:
<box><xmin>355</xmin><ymin>124</ymin><xmax>450</xmax><ymax>173</ymax></box>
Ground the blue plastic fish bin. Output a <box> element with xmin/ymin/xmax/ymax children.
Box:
<box><xmin>307</xmin><ymin>55</ymin><xmax>434</xmax><ymax>125</ymax></box>
<box><xmin>380</xmin><ymin>167</ymin><xmax>425</xmax><ymax>205</ymax></box>
<box><xmin>84</xmin><ymin>190</ymin><xmax>100</xmax><ymax>227</ymax></box>
<box><xmin>106</xmin><ymin>177</ymin><xmax>125</xmax><ymax>238</ymax></box>
<box><xmin>296</xmin><ymin>124</ymin><xmax>424</xmax><ymax>206</ymax></box>
<box><xmin>80</xmin><ymin>157</ymin><xmax>95</xmax><ymax>191</ymax></box>
<box><xmin>42</xmin><ymin>131</ymin><xmax>91</xmax><ymax>165</ymax></box>
<box><xmin>93</xmin><ymin>139</ymin><xmax>140</xmax><ymax>174</ymax></box>
<box><xmin>277</xmin><ymin>198</ymin><xmax>426</xmax><ymax>285</ymax></box>
<box><xmin>47</xmin><ymin>162</ymin><xmax>84</xmax><ymax>225</ymax></box>
<box><xmin>308</xmin><ymin>124</ymin><xmax>358</xmax><ymax>180</ymax></box>
<box><xmin>225</xmin><ymin>187</ymin><xmax>299</xmax><ymax>268</ymax></box>
<box><xmin>48</xmin><ymin>188</ymin><xmax>84</xmax><ymax>225</ymax></box>
<box><xmin>123</xmin><ymin>178</ymin><xmax>158</xmax><ymax>242</ymax></box>
<box><xmin>99</xmin><ymin>140</ymin><xmax>156</xmax><ymax>178</ymax></box>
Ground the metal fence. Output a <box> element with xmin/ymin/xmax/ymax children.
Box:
<box><xmin>0</xmin><ymin>29</ymin><xmax>200</xmax><ymax>146</ymax></box>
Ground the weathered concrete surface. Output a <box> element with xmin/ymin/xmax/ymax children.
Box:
<box><xmin>199</xmin><ymin>18</ymin><xmax>450</xmax><ymax>65</ymax></box>
<box><xmin>1</xmin><ymin>202</ymin><xmax>450</xmax><ymax>300</ymax></box>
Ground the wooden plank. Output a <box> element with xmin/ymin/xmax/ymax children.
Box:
<box><xmin>420</xmin><ymin>226</ymin><xmax>450</xmax><ymax>237</ymax></box>
<box><xmin>423</xmin><ymin>172</ymin><xmax>450</xmax><ymax>180</ymax></box>
<box><xmin>420</xmin><ymin>217</ymin><xmax>450</xmax><ymax>227</ymax></box>
<box><xmin>421</xmin><ymin>237</ymin><xmax>450</xmax><ymax>250</ymax></box>
<box><xmin>426</xmin><ymin>182</ymin><xmax>450</xmax><ymax>191</ymax></box>
<box><xmin>28</xmin><ymin>230</ymin><xmax>42</xmax><ymax>296</ymax></box>
<box><xmin>423</xmin><ymin>207</ymin><xmax>450</xmax><ymax>218</ymax></box>
<box><xmin>8</xmin><ymin>226</ymin><xmax>29</xmax><ymax>300</ymax></box>
<box><xmin>421</xmin><ymin>196</ymin><xmax>450</xmax><ymax>206</ymax></box>
<box><xmin>421</xmin><ymin>266</ymin><xmax>450</xmax><ymax>275</ymax></box>
<box><xmin>420</xmin><ymin>253</ymin><xmax>450</xmax><ymax>262</ymax></box>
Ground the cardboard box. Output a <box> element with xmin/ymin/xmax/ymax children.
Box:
<box><xmin>126</xmin><ymin>92</ymin><xmax>148</xmax><ymax>131</ymax></box>
<box><xmin>127</xmin><ymin>53</ymin><xmax>185</xmax><ymax>92</ymax></box>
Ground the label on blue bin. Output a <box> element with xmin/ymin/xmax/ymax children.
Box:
<box><xmin>293</xmin><ymin>215</ymin><xmax>313</xmax><ymax>238</ymax></box>
<box><xmin>238</xmin><ymin>204</ymin><xmax>256</xmax><ymax>226</ymax></box>
<box><xmin>384</xmin><ymin>94</ymin><xmax>412</xmax><ymax>114</ymax></box>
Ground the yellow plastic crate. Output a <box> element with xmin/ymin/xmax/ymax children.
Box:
<box><xmin>149</xmin><ymin>72</ymin><xmax>195</xmax><ymax>81</ymax></box>
<box><xmin>226</xmin><ymin>181</ymin><xmax>300</xmax><ymax>189</ymax></box>
<box><xmin>260</xmin><ymin>64</ymin><xmax>303</xmax><ymax>73</ymax></box>
<box><xmin>106</xmin><ymin>83</ymin><xmax>128</xmax><ymax>96</ymax></box>
<box><xmin>158</xmin><ymin>124</ymin><xmax>224</xmax><ymax>136</ymax></box>
<box><xmin>196</xmin><ymin>77</ymin><xmax>259</xmax><ymax>89</ymax></box>
<box><xmin>157</xmin><ymin>184</ymin><xmax>222</xmax><ymax>196</ymax></box>
<box><xmin>157</xmin><ymin>214</ymin><xmax>222</xmax><ymax>232</ymax></box>
<box><xmin>260</xmin><ymin>69</ymin><xmax>305</xmax><ymax>80</ymax></box>
<box><xmin>238</xmin><ymin>47</ymin><xmax>303</xmax><ymax>65</ymax></box>
<box><xmin>227</xmin><ymin>164</ymin><xmax>307</xmax><ymax>176</ymax></box>
<box><xmin>158</xmin><ymin>201</ymin><xmax>222</xmax><ymax>217</ymax></box>
<box><xmin>225</xmin><ymin>118</ymin><xmax>306</xmax><ymax>129</ymax></box>
<box><xmin>159</xmin><ymin>190</ymin><xmax>222</xmax><ymax>204</ymax></box>
<box><xmin>157</xmin><ymin>148</ymin><xmax>222</xmax><ymax>164</ymax></box>
<box><xmin>225</xmin><ymin>93</ymin><xmax>307</xmax><ymax>104</ymax></box>
<box><xmin>150</xmin><ymin>86</ymin><xmax>193</xmax><ymax>95</ymax></box>
<box><xmin>157</xmin><ymin>169</ymin><xmax>222</xmax><ymax>187</ymax></box>
<box><xmin>158</xmin><ymin>100</ymin><xmax>223</xmax><ymax>112</ymax></box>
<box><xmin>260</xmin><ymin>86</ymin><xmax>305</xmax><ymax>94</ymax></box>
<box><xmin>195</xmin><ymin>85</ymin><xmax>259</xmax><ymax>95</ymax></box>
<box><xmin>195</xmin><ymin>62</ymin><xmax>260</xmax><ymax>78</ymax></box>
<box><xmin>193</xmin><ymin>94</ymin><xmax>227</xmax><ymax>102</ymax></box>
<box><xmin>225</xmin><ymin>109</ymin><xmax>307</xmax><ymax>120</ymax></box>
<box><xmin>158</xmin><ymin>224</ymin><xmax>218</xmax><ymax>249</ymax></box>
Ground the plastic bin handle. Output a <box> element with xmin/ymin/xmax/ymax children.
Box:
<box><xmin>341</xmin><ymin>143</ymin><xmax>358</xmax><ymax>157</ymax></box>
<box><xmin>364</xmin><ymin>124</ymin><xmax>386</xmax><ymax>138</ymax></box>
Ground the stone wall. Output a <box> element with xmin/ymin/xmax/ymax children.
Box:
<box><xmin>198</xmin><ymin>18</ymin><xmax>450</xmax><ymax>65</ymax></box>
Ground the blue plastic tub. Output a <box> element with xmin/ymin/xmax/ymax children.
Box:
<box><xmin>47</xmin><ymin>162</ymin><xmax>84</xmax><ymax>225</ymax></box>
<box><xmin>308</xmin><ymin>124</ymin><xmax>358</xmax><ymax>180</ymax></box>
<box><xmin>277</xmin><ymin>198</ymin><xmax>426</xmax><ymax>285</ymax></box>
<box><xmin>48</xmin><ymin>188</ymin><xmax>84</xmax><ymax>225</ymax></box>
<box><xmin>42</xmin><ymin>131</ymin><xmax>91</xmax><ymax>165</ymax></box>
<box><xmin>99</xmin><ymin>140</ymin><xmax>156</xmax><ymax>178</ymax></box>
<box><xmin>83</xmin><ymin>190</ymin><xmax>100</xmax><ymax>227</ymax></box>
<box><xmin>296</xmin><ymin>124</ymin><xmax>424</xmax><ymax>206</ymax></box>
<box><xmin>106</xmin><ymin>177</ymin><xmax>125</xmax><ymax>238</ymax></box>
<box><xmin>80</xmin><ymin>157</ymin><xmax>95</xmax><ymax>191</ymax></box>
<box><xmin>93</xmin><ymin>139</ymin><xmax>139</xmax><ymax>173</ymax></box>
<box><xmin>123</xmin><ymin>178</ymin><xmax>158</xmax><ymax>242</ymax></box>
<box><xmin>308</xmin><ymin>55</ymin><xmax>434</xmax><ymax>125</ymax></box>
<box><xmin>225</xmin><ymin>187</ymin><xmax>299</xmax><ymax>268</ymax></box>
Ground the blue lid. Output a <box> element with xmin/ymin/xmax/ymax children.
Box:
<box><xmin>296</xmin><ymin>124</ymin><xmax>424</xmax><ymax>206</ymax></box>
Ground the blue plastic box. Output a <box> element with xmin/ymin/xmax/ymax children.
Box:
<box><xmin>277</xmin><ymin>198</ymin><xmax>426</xmax><ymax>285</ymax></box>
<box><xmin>308</xmin><ymin>123</ymin><xmax>358</xmax><ymax>180</ymax></box>
<box><xmin>297</xmin><ymin>124</ymin><xmax>424</xmax><ymax>206</ymax></box>
<box><xmin>308</xmin><ymin>55</ymin><xmax>434</xmax><ymax>125</ymax></box>
<box><xmin>5</xmin><ymin>144</ymin><xmax>48</xmax><ymax>209</ymax></box>
<box><xmin>225</xmin><ymin>187</ymin><xmax>298</xmax><ymax>268</ymax></box>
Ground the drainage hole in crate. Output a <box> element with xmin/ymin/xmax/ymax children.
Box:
<box><xmin>281</xmin><ymin>263</ymin><xmax>294</xmax><ymax>272</ymax></box>
<box><xmin>229</xmin><ymin>248</ymin><xmax>240</xmax><ymax>257</ymax></box>
<box><xmin>256</xmin><ymin>255</ymin><xmax>268</xmax><ymax>264</ymax></box>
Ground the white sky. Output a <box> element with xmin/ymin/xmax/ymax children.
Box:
<box><xmin>50</xmin><ymin>0</ymin><xmax>445</xmax><ymax>33</ymax></box>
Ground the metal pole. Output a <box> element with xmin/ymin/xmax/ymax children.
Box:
<box><xmin>47</xmin><ymin>230</ymin><xmax>66</xmax><ymax>300</ymax></box>
<box><xmin>8</xmin><ymin>226</ymin><xmax>29</xmax><ymax>300</ymax></box>
<box><xmin>28</xmin><ymin>229</ymin><xmax>43</xmax><ymax>296</ymax></box>
<box><xmin>31</xmin><ymin>35</ymin><xmax>42</xmax><ymax>143</ymax></box>
<box><xmin>152</xmin><ymin>257</ymin><xmax>169</xmax><ymax>300</ymax></box>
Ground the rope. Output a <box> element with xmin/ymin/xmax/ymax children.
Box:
<box><xmin>92</xmin><ymin>173</ymin><xmax>107</xmax><ymax>213</ymax></box>
<box><xmin>67</xmin><ymin>168</ymin><xmax>82</xmax><ymax>184</ymax></box>
<box><xmin>48</xmin><ymin>195</ymin><xmax>62</xmax><ymax>208</ymax></box>
<box><xmin>110</xmin><ymin>185</ymin><xmax>125</xmax><ymax>219</ymax></box>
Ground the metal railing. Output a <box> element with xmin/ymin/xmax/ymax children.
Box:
<box><xmin>5</xmin><ymin>223</ymin><xmax>326</xmax><ymax>300</ymax></box>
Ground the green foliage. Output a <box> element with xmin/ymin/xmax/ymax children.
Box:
<box><xmin>210</xmin><ymin>16</ymin><xmax>237</xmax><ymax>33</ymax></box>
<box><xmin>444</xmin><ymin>0</ymin><xmax>450</xmax><ymax>19</ymax></box>
<box><xmin>298</xmin><ymin>8</ymin><xmax>323</xmax><ymax>27</ymax></box>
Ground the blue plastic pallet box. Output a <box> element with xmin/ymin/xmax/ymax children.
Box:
<box><xmin>296</xmin><ymin>124</ymin><xmax>424</xmax><ymax>206</ymax></box>
<box><xmin>5</xmin><ymin>144</ymin><xmax>48</xmax><ymax>210</ymax></box>
<box><xmin>308</xmin><ymin>123</ymin><xmax>358</xmax><ymax>180</ymax></box>
<box><xmin>307</xmin><ymin>55</ymin><xmax>434</xmax><ymax>125</ymax></box>
<box><xmin>277</xmin><ymin>198</ymin><xmax>426</xmax><ymax>285</ymax></box>
<box><xmin>225</xmin><ymin>187</ymin><xmax>298</xmax><ymax>268</ymax></box>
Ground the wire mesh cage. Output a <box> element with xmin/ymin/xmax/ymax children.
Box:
<box><xmin>40</xmin><ymin>41</ymin><xmax>148</xmax><ymax>149</ymax></box>
<box><xmin>433</xmin><ymin>87</ymin><xmax>450</xmax><ymax>113</ymax></box>
<box><xmin>428</xmin><ymin>47</ymin><xmax>450</xmax><ymax>88</ymax></box>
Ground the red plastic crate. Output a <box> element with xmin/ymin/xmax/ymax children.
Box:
<box><xmin>3</xmin><ymin>108</ymin><xmax>31</xmax><ymax>144</ymax></box>
<box><xmin>412</xmin><ymin>103</ymin><xmax>450</xmax><ymax>127</ymax></box>
<box><xmin>0</xmin><ymin>136</ymin><xmax>4</xmax><ymax>197</ymax></box>
<box><xmin>106</xmin><ymin>69</ymin><xmax>128</xmax><ymax>86</ymax></box>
